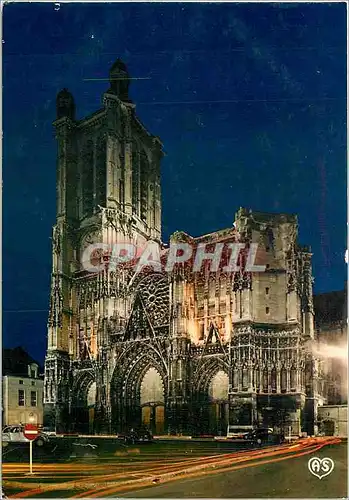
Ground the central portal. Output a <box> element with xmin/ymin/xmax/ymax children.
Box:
<box><xmin>208</xmin><ymin>370</ymin><xmax>229</xmax><ymax>436</ymax></box>
<box><xmin>140</xmin><ymin>367</ymin><xmax>165</xmax><ymax>435</ymax></box>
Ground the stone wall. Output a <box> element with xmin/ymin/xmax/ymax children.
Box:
<box><xmin>318</xmin><ymin>404</ymin><xmax>347</xmax><ymax>437</ymax></box>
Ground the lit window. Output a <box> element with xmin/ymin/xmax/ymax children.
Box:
<box><xmin>18</xmin><ymin>389</ymin><xmax>25</xmax><ymax>406</ymax></box>
<box><xmin>199</xmin><ymin>323</ymin><xmax>205</xmax><ymax>341</ymax></box>
<box><xmin>30</xmin><ymin>391</ymin><xmax>37</xmax><ymax>407</ymax></box>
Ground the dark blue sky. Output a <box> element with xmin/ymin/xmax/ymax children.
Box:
<box><xmin>3</xmin><ymin>2</ymin><xmax>347</xmax><ymax>363</ymax></box>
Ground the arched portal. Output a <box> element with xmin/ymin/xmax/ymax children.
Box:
<box><xmin>192</xmin><ymin>360</ymin><xmax>229</xmax><ymax>436</ymax></box>
<box><xmin>70</xmin><ymin>370</ymin><xmax>95</xmax><ymax>434</ymax></box>
<box><xmin>140</xmin><ymin>367</ymin><xmax>165</xmax><ymax>435</ymax></box>
<box><xmin>208</xmin><ymin>370</ymin><xmax>229</xmax><ymax>436</ymax></box>
<box><xmin>110</xmin><ymin>345</ymin><xmax>168</xmax><ymax>435</ymax></box>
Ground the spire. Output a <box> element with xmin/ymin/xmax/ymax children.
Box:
<box><xmin>108</xmin><ymin>58</ymin><xmax>131</xmax><ymax>102</ymax></box>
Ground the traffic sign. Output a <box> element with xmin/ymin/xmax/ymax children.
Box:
<box><xmin>24</xmin><ymin>424</ymin><xmax>39</xmax><ymax>441</ymax></box>
<box><xmin>24</xmin><ymin>424</ymin><xmax>38</xmax><ymax>475</ymax></box>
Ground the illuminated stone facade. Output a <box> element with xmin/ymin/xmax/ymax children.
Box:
<box><xmin>314</xmin><ymin>288</ymin><xmax>347</xmax><ymax>406</ymax></box>
<box><xmin>44</xmin><ymin>60</ymin><xmax>321</xmax><ymax>436</ymax></box>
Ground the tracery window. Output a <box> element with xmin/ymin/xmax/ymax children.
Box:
<box><xmin>82</xmin><ymin>139</ymin><xmax>94</xmax><ymax>217</ymax></box>
<box><xmin>96</xmin><ymin>137</ymin><xmax>106</xmax><ymax>207</ymax></box>
<box><xmin>290</xmin><ymin>365</ymin><xmax>297</xmax><ymax>390</ymax></box>
<box><xmin>140</xmin><ymin>153</ymin><xmax>148</xmax><ymax>222</ymax></box>
<box><xmin>242</xmin><ymin>365</ymin><xmax>248</xmax><ymax>389</ymax></box>
<box><xmin>119</xmin><ymin>179</ymin><xmax>125</xmax><ymax>207</ymax></box>
<box><xmin>136</xmin><ymin>274</ymin><xmax>169</xmax><ymax>328</ymax></box>
<box><xmin>281</xmin><ymin>366</ymin><xmax>287</xmax><ymax>392</ymax></box>
<box><xmin>271</xmin><ymin>367</ymin><xmax>277</xmax><ymax>391</ymax></box>
<box><xmin>199</xmin><ymin>322</ymin><xmax>204</xmax><ymax>341</ymax></box>
<box><xmin>232</xmin><ymin>366</ymin><xmax>239</xmax><ymax>389</ymax></box>
<box><xmin>254</xmin><ymin>366</ymin><xmax>260</xmax><ymax>389</ymax></box>
<box><xmin>263</xmin><ymin>368</ymin><xmax>268</xmax><ymax>392</ymax></box>
<box><xmin>132</xmin><ymin>146</ymin><xmax>140</xmax><ymax>214</ymax></box>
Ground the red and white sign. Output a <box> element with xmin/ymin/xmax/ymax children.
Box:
<box><xmin>23</xmin><ymin>424</ymin><xmax>39</xmax><ymax>441</ymax></box>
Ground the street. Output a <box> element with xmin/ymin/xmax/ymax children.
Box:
<box><xmin>2</xmin><ymin>437</ymin><xmax>346</xmax><ymax>498</ymax></box>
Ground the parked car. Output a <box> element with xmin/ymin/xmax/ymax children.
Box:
<box><xmin>124</xmin><ymin>426</ymin><xmax>153</xmax><ymax>444</ymax></box>
<box><xmin>2</xmin><ymin>425</ymin><xmax>49</xmax><ymax>447</ymax></box>
<box><xmin>244</xmin><ymin>427</ymin><xmax>285</xmax><ymax>445</ymax></box>
<box><xmin>41</xmin><ymin>427</ymin><xmax>57</xmax><ymax>437</ymax></box>
<box><xmin>226</xmin><ymin>425</ymin><xmax>253</xmax><ymax>440</ymax></box>
<box><xmin>1</xmin><ymin>487</ymin><xmax>8</xmax><ymax>499</ymax></box>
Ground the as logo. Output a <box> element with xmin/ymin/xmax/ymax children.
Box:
<box><xmin>308</xmin><ymin>457</ymin><xmax>334</xmax><ymax>479</ymax></box>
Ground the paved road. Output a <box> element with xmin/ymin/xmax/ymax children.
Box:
<box><xmin>2</xmin><ymin>437</ymin><xmax>345</xmax><ymax>498</ymax></box>
<box><xmin>122</xmin><ymin>441</ymin><xmax>347</xmax><ymax>499</ymax></box>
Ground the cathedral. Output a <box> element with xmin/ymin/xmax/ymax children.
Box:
<box><xmin>44</xmin><ymin>59</ymin><xmax>324</xmax><ymax>437</ymax></box>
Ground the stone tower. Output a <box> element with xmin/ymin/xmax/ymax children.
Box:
<box><xmin>44</xmin><ymin>59</ymin><xmax>163</xmax><ymax>430</ymax></box>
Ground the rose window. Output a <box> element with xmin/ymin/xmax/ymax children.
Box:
<box><xmin>136</xmin><ymin>274</ymin><xmax>169</xmax><ymax>328</ymax></box>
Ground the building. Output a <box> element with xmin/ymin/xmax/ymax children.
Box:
<box><xmin>3</xmin><ymin>347</ymin><xmax>44</xmax><ymax>426</ymax></box>
<box><xmin>44</xmin><ymin>59</ymin><xmax>322</xmax><ymax>436</ymax></box>
<box><xmin>314</xmin><ymin>287</ymin><xmax>347</xmax><ymax>406</ymax></box>
<box><xmin>313</xmin><ymin>287</ymin><xmax>347</xmax><ymax>436</ymax></box>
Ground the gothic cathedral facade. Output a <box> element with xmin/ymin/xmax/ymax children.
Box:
<box><xmin>44</xmin><ymin>60</ymin><xmax>323</xmax><ymax>436</ymax></box>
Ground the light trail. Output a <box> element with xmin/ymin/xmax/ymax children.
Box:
<box><xmin>72</xmin><ymin>438</ymin><xmax>337</xmax><ymax>499</ymax></box>
<box><xmin>3</xmin><ymin>437</ymin><xmax>341</xmax><ymax>499</ymax></box>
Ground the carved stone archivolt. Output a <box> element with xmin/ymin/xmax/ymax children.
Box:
<box><xmin>70</xmin><ymin>369</ymin><xmax>95</xmax><ymax>407</ymax></box>
<box><xmin>192</xmin><ymin>357</ymin><xmax>229</xmax><ymax>396</ymax></box>
<box><xmin>109</xmin><ymin>343</ymin><xmax>168</xmax><ymax>421</ymax></box>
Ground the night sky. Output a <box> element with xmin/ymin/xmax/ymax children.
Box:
<box><xmin>3</xmin><ymin>2</ymin><xmax>347</xmax><ymax>364</ymax></box>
